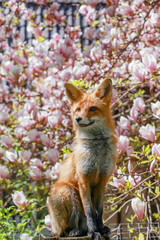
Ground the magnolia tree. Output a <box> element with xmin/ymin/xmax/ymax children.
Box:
<box><xmin>0</xmin><ymin>0</ymin><xmax>160</xmax><ymax>239</ymax></box>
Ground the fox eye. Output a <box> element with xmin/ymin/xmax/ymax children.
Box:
<box><xmin>76</xmin><ymin>107</ymin><xmax>80</xmax><ymax>112</ymax></box>
<box><xmin>89</xmin><ymin>106</ymin><xmax>97</xmax><ymax>112</ymax></box>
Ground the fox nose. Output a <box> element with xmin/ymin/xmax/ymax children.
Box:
<box><xmin>76</xmin><ymin>117</ymin><xmax>82</xmax><ymax>123</ymax></box>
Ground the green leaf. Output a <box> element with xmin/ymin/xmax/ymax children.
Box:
<box><xmin>155</xmin><ymin>186</ymin><xmax>160</xmax><ymax>195</ymax></box>
<box><xmin>127</xmin><ymin>218</ymin><xmax>132</xmax><ymax>222</ymax></box>
<box><xmin>62</xmin><ymin>147</ymin><xmax>71</xmax><ymax>155</ymax></box>
<box><xmin>37</xmin><ymin>36</ymin><xmax>45</xmax><ymax>42</ymax></box>
<box><xmin>92</xmin><ymin>20</ymin><xmax>99</xmax><ymax>27</ymax></box>
<box><xmin>141</xmin><ymin>160</ymin><xmax>149</xmax><ymax>164</ymax></box>
<box><xmin>0</xmin><ymin>200</ymin><xmax>3</xmax><ymax>207</ymax></box>
<box><xmin>138</xmin><ymin>233</ymin><xmax>145</xmax><ymax>240</ymax></box>
<box><xmin>152</xmin><ymin>213</ymin><xmax>159</xmax><ymax>219</ymax></box>
<box><xmin>144</xmin><ymin>180</ymin><xmax>151</xmax><ymax>188</ymax></box>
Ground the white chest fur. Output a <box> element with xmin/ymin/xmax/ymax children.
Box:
<box><xmin>80</xmin><ymin>137</ymin><xmax>115</xmax><ymax>176</ymax></box>
<box><xmin>76</xmin><ymin>125</ymin><xmax>116</xmax><ymax>177</ymax></box>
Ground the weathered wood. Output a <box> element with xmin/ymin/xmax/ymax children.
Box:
<box><xmin>60</xmin><ymin>237</ymin><xmax>91</xmax><ymax>240</ymax></box>
<box><xmin>36</xmin><ymin>237</ymin><xmax>109</xmax><ymax>240</ymax></box>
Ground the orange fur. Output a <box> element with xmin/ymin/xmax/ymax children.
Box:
<box><xmin>47</xmin><ymin>79</ymin><xmax>117</xmax><ymax>240</ymax></box>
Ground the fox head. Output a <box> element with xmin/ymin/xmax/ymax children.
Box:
<box><xmin>64</xmin><ymin>79</ymin><xmax>115</xmax><ymax>134</ymax></box>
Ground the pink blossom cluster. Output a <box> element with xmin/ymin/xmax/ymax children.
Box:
<box><xmin>0</xmin><ymin>0</ymin><xmax>159</xmax><ymax>234</ymax></box>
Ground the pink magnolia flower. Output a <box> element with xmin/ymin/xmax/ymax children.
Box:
<box><xmin>18</xmin><ymin>74</ymin><xmax>27</xmax><ymax>85</ymax></box>
<box><xmin>116</xmin><ymin>125</ymin><xmax>128</xmax><ymax>137</ymax></box>
<box><xmin>129</xmin><ymin>60</ymin><xmax>147</xmax><ymax>82</ymax></box>
<box><xmin>131</xmin><ymin>197</ymin><xmax>146</xmax><ymax>220</ymax></box>
<box><xmin>73</xmin><ymin>64</ymin><xmax>90</xmax><ymax>80</ymax></box>
<box><xmin>152</xmin><ymin>143</ymin><xmax>160</xmax><ymax>158</ymax></box>
<box><xmin>0</xmin><ymin>112</ymin><xmax>9</xmax><ymax>124</ymax></box>
<box><xmin>48</xmin><ymin>110</ymin><xmax>62</xmax><ymax>129</ymax></box>
<box><xmin>142</xmin><ymin>54</ymin><xmax>157</xmax><ymax>73</ymax></box>
<box><xmin>13</xmin><ymin>56</ymin><xmax>27</xmax><ymax>66</ymax></box>
<box><xmin>45</xmin><ymin>162</ymin><xmax>60</xmax><ymax>180</ymax></box>
<box><xmin>149</xmin><ymin>159</ymin><xmax>158</xmax><ymax>173</ymax></box>
<box><xmin>46</xmin><ymin>148</ymin><xmax>60</xmax><ymax>165</ymax></box>
<box><xmin>132</xmin><ymin>0</ymin><xmax>145</xmax><ymax>11</ymax></box>
<box><xmin>0</xmin><ymin>125</ymin><xmax>5</xmax><ymax>134</ymax></box>
<box><xmin>133</xmin><ymin>97</ymin><xmax>145</xmax><ymax>114</ymax></box>
<box><xmin>133</xmin><ymin>64</ymin><xmax>147</xmax><ymax>82</ymax></box>
<box><xmin>90</xmin><ymin>46</ymin><xmax>103</xmax><ymax>62</ymax></box>
<box><xmin>18</xmin><ymin>116</ymin><xmax>35</xmax><ymax>130</ymax></box>
<box><xmin>28</xmin><ymin>129</ymin><xmax>41</xmax><ymax>143</ymax></box>
<box><xmin>8</xmin><ymin>64</ymin><xmax>23</xmax><ymax>83</ymax></box>
<box><xmin>60</xmin><ymin>69</ymin><xmax>72</xmax><ymax>81</ymax></box>
<box><xmin>79</xmin><ymin>5</ymin><xmax>90</xmax><ymax>15</ymax></box>
<box><xmin>30</xmin><ymin>158</ymin><xmax>43</xmax><ymax>170</ymax></box>
<box><xmin>111</xmin><ymin>38</ymin><xmax>119</xmax><ymax>51</ymax></box>
<box><xmin>130</xmin><ymin>106</ymin><xmax>138</xmax><ymax>122</ymax></box>
<box><xmin>105</xmin><ymin>6</ymin><xmax>116</xmax><ymax>17</ymax></box>
<box><xmin>14</xmin><ymin>127</ymin><xmax>26</xmax><ymax>139</ymax></box>
<box><xmin>19</xmin><ymin>150</ymin><xmax>32</xmax><ymax>163</ymax></box>
<box><xmin>151</xmin><ymin>144</ymin><xmax>160</xmax><ymax>170</ymax></box>
<box><xmin>1</xmin><ymin>135</ymin><xmax>12</xmax><ymax>148</ymax></box>
<box><xmin>5</xmin><ymin>150</ymin><xmax>18</xmax><ymax>163</ymax></box>
<box><xmin>41</xmin><ymin>133</ymin><xmax>53</xmax><ymax>148</ymax></box>
<box><xmin>50</xmin><ymin>2</ymin><xmax>60</xmax><ymax>11</ymax></box>
<box><xmin>1</xmin><ymin>61</ymin><xmax>13</xmax><ymax>74</ymax></box>
<box><xmin>29</xmin><ymin>166</ymin><xmax>42</xmax><ymax>181</ymax></box>
<box><xmin>120</xmin><ymin>4</ymin><xmax>134</xmax><ymax>16</ymax></box>
<box><xmin>56</xmin><ymin>38</ymin><xmax>74</xmax><ymax>61</ymax></box>
<box><xmin>44</xmin><ymin>214</ymin><xmax>52</xmax><ymax>231</ymax></box>
<box><xmin>128</xmin><ymin>160</ymin><xmax>134</xmax><ymax>175</ymax></box>
<box><xmin>86</xmin><ymin>0</ymin><xmax>100</xmax><ymax>8</ymax></box>
<box><xmin>113</xmin><ymin>177</ymin><xmax>125</xmax><ymax>189</ymax></box>
<box><xmin>66</xmin><ymin>26</ymin><xmax>82</xmax><ymax>41</ymax></box>
<box><xmin>151</xmin><ymin>101</ymin><xmax>160</xmax><ymax>118</ymax></box>
<box><xmin>12</xmin><ymin>191</ymin><xmax>28</xmax><ymax>209</ymax></box>
<box><xmin>24</xmin><ymin>100</ymin><xmax>36</xmax><ymax>114</ymax></box>
<box><xmin>128</xmin><ymin>174</ymin><xmax>141</xmax><ymax>187</ymax></box>
<box><xmin>0</xmin><ymin>165</ymin><xmax>9</xmax><ymax>180</ymax></box>
<box><xmin>85</xmin><ymin>27</ymin><xmax>96</xmax><ymax>41</ymax></box>
<box><xmin>36</xmin><ymin>111</ymin><xmax>48</xmax><ymax>123</ymax></box>
<box><xmin>139</xmin><ymin>124</ymin><xmax>155</xmax><ymax>142</ymax></box>
<box><xmin>45</xmin><ymin>168</ymin><xmax>53</xmax><ymax>180</ymax></box>
<box><xmin>126</xmin><ymin>146</ymin><xmax>134</xmax><ymax>157</ymax></box>
<box><xmin>0</xmin><ymin>148</ymin><xmax>4</xmax><ymax>159</ymax></box>
<box><xmin>51</xmin><ymin>162</ymin><xmax>61</xmax><ymax>180</ymax></box>
<box><xmin>117</xmin><ymin>135</ymin><xmax>130</xmax><ymax>153</ymax></box>
<box><xmin>118</xmin><ymin>116</ymin><xmax>131</xmax><ymax>131</ymax></box>
<box><xmin>106</xmin><ymin>0</ymin><xmax>119</xmax><ymax>6</ymax></box>
<box><xmin>112</xmin><ymin>169</ymin><xmax>126</xmax><ymax>190</ymax></box>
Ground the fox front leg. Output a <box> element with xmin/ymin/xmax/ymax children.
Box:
<box><xmin>94</xmin><ymin>176</ymin><xmax>111</xmax><ymax>238</ymax></box>
<box><xmin>78</xmin><ymin>176</ymin><xmax>101</xmax><ymax>240</ymax></box>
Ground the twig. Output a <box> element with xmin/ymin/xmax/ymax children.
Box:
<box><xmin>104</xmin><ymin>199</ymin><xmax>132</xmax><ymax>223</ymax></box>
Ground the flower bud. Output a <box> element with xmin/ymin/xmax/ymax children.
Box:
<box><xmin>139</xmin><ymin>124</ymin><xmax>155</xmax><ymax>142</ymax></box>
<box><xmin>0</xmin><ymin>165</ymin><xmax>9</xmax><ymax>180</ymax></box>
<box><xmin>12</xmin><ymin>191</ymin><xmax>28</xmax><ymax>209</ymax></box>
<box><xmin>131</xmin><ymin>197</ymin><xmax>146</xmax><ymax>220</ymax></box>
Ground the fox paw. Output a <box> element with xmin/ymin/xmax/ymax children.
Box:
<box><xmin>99</xmin><ymin>225</ymin><xmax>110</xmax><ymax>235</ymax></box>
<box><xmin>69</xmin><ymin>229</ymin><xmax>82</xmax><ymax>237</ymax></box>
<box><xmin>88</xmin><ymin>231</ymin><xmax>101</xmax><ymax>240</ymax></box>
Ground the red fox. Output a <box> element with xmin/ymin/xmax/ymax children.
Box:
<box><xmin>47</xmin><ymin>79</ymin><xmax>117</xmax><ymax>240</ymax></box>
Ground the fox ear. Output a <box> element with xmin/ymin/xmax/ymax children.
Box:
<box><xmin>64</xmin><ymin>83</ymin><xmax>84</xmax><ymax>104</ymax></box>
<box><xmin>95</xmin><ymin>79</ymin><xmax>112</xmax><ymax>102</ymax></box>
